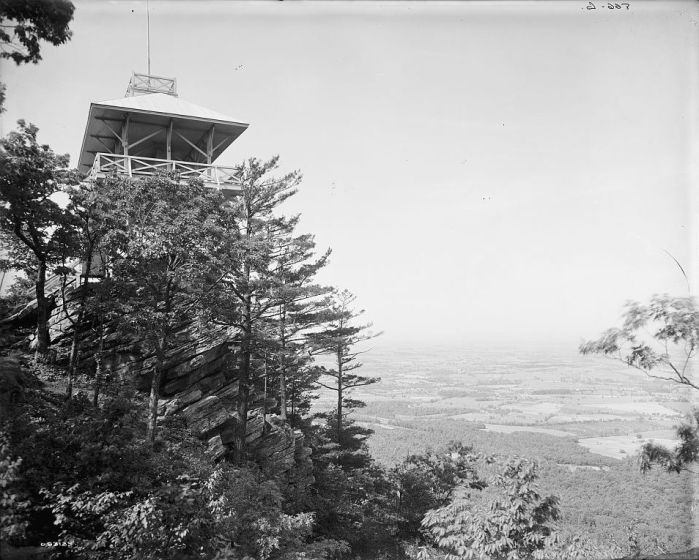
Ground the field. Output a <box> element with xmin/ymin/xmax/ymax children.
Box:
<box><xmin>313</xmin><ymin>343</ymin><xmax>689</xmax><ymax>461</ymax></box>
<box><xmin>313</xmin><ymin>343</ymin><xmax>698</xmax><ymax>552</ymax></box>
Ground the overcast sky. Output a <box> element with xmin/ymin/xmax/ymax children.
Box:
<box><xmin>1</xmin><ymin>0</ymin><xmax>697</xmax><ymax>348</ymax></box>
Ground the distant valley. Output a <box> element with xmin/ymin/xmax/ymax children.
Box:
<box><xmin>314</xmin><ymin>343</ymin><xmax>690</xmax><ymax>462</ymax></box>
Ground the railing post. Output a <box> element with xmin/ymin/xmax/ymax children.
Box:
<box><xmin>126</xmin><ymin>155</ymin><xmax>132</xmax><ymax>176</ymax></box>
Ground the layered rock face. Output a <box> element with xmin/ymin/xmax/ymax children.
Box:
<box><xmin>1</xmin><ymin>275</ymin><xmax>313</xmax><ymax>485</ymax></box>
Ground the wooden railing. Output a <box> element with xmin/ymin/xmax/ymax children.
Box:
<box><xmin>90</xmin><ymin>153</ymin><xmax>241</xmax><ymax>189</ymax></box>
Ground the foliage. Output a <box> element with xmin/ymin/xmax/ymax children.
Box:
<box><xmin>261</xmin><ymin>222</ymin><xmax>331</xmax><ymax>427</ymax></box>
<box><xmin>368</xmin><ymin>410</ymin><xmax>697</xmax><ymax>554</ymax></box>
<box><xmin>311</xmin><ymin>410</ymin><xmax>375</xmax><ymax>470</ymax></box>
<box><xmin>421</xmin><ymin>457</ymin><xmax>559</xmax><ymax>560</ymax></box>
<box><xmin>0</xmin><ymin>0</ymin><xmax>74</xmax><ymax>114</ymax></box>
<box><xmin>303</xmin><ymin>412</ymin><xmax>407</xmax><ymax>556</ymax></box>
<box><xmin>97</xmin><ymin>174</ymin><xmax>226</xmax><ymax>440</ymax></box>
<box><xmin>0</xmin><ymin>120</ymin><xmax>78</xmax><ymax>355</ymax></box>
<box><xmin>207</xmin><ymin>156</ymin><xmax>308</xmax><ymax>463</ymax></box>
<box><xmin>57</xmin><ymin>179</ymin><xmax>116</xmax><ymax>398</ymax></box>
<box><xmin>639</xmin><ymin>410</ymin><xmax>699</xmax><ymax>474</ymax></box>
<box><xmin>309</xmin><ymin>289</ymin><xmax>380</xmax><ymax>445</ymax></box>
<box><xmin>581</xmin><ymin>294</ymin><xmax>699</xmax><ymax>474</ymax></box>
<box><xmin>310</xmin><ymin>459</ymin><xmax>399</xmax><ymax>557</ymax></box>
<box><xmin>40</xmin><ymin>467</ymin><xmax>319</xmax><ymax>560</ymax></box>
<box><xmin>7</xmin><ymin>350</ymin><xmax>692</xmax><ymax>559</ymax></box>
<box><xmin>10</xmin><ymin>392</ymin><xmax>154</xmax><ymax>497</ymax></box>
<box><xmin>0</xmin><ymin>430</ymin><xmax>29</xmax><ymax>543</ymax></box>
<box><xmin>0</xmin><ymin>274</ymin><xmax>33</xmax><ymax>317</ymax></box>
<box><xmin>101</xmin><ymin>174</ymin><xmax>225</xmax><ymax>350</ymax></box>
<box><xmin>0</xmin><ymin>0</ymin><xmax>75</xmax><ymax>65</ymax></box>
<box><xmin>364</xmin><ymin>416</ymin><xmax>617</xmax><ymax>469</ymax></box>
<box><xmin>580</xmin><ymin>295</ymin><xmax>698</xmax><ymax>390</ymax></box>
<box><xmin>4</xmin><ymin>376</ymin><xmax>337</xmax><ymax>560</ymax></box>
<box><xmin>391</xmin><ymin>442</ymin><xmax>485</xmax><ymax>539</ymax></box>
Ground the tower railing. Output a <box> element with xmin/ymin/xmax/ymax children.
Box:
<box><xmin>90</xmin><ymin>153</ymin><xmax>241</xmax><ymax>190</ymax></box>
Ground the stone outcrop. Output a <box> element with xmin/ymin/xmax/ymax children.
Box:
<box><xmin>0</xmin><ymin>275</ymin><xmax>314</xmax><ymax>485</ymax></box>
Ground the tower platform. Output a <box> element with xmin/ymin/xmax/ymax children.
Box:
<box><xmin>79</xmin><ymin>73</ymin><xmax>248</xmax><ymax>195</ymax></box>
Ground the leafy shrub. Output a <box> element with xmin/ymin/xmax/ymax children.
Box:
<box><xmin>0</xmin><ymin>430</ymin><xmax>30</xmax><ymax>543</ymax></box>
<box><xmin>421</xmin><ymin>457</ymin><xmax>559</xmax><ymax>560</ymax></box>
<box><xmin>391</xmin><ymin>442</ymin><xmax>485</xmax><ymax>539</ymax></box>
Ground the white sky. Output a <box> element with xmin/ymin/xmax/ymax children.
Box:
<box><xmin>1</xmin><ymin>0</ymin><xmax>697</xmax><ymax>347</ymax></box>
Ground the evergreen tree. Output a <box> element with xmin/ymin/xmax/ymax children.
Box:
<box><xmin>265</xmin><ymin>226</ymin><xmax>331</xmax><ymax>426</ymax></box>
<box><xmin>308</xmin><ymin>289</ymin><xmax>380</xmax><ymax>447</ymax></box>
<box><xmin>208</xmin><ymin>156</ymin><xmax>302</xmax><ymax>463</ymax></box>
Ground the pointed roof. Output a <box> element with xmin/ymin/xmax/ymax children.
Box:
<box><xmin>94</xmin><ymin>93</ymin><xmax>247</xmax><ymax>126</ymax></box>
<box><xmin>78</xmin><ymin>92</ymin><xmax>249</xmax><ymax>173</ymax></box>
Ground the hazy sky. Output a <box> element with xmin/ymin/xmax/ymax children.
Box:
<box><xmin>2</xmin><ymin>0</ymin><xmax>697</xmax><ymax>347</ymax></box>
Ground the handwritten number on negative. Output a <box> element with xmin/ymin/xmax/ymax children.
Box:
<box><xmin>586</xmin><ymin>2</ymin><xmax>630</xmax><ymax>9</ymax></box>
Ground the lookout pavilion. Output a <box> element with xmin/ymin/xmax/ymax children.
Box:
<box><xmin>78</xmin><ymin>73</ymin><xmax>248</xmax><ymax>195</ymax></box>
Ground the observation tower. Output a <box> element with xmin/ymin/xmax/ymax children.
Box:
<box><xmin>78</xmin><ymin>73</ymin><xmax>248</xmax><ymax>195</ymax></box>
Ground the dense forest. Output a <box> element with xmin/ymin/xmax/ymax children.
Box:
<box><xmin>1</xmin><ymin>3</ymin><xmax>698</xmax><ymax>560</ymax></box>
<box><xmin>361</xmin><ymin>413</ymin><xmax>696</xmax><ymax>556</ymax></box>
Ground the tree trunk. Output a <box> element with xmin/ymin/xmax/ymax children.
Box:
<box><xmin>34</xmin><ymin>259</ymin><xmax>50</xmax><ymax>359</ymax></box>
<box><xmin>234</xmin><ymin>328</ymin><xmax>251</xmax><ymax>464</ymax></box>
<box><xmin>147</xmin><ymin>364</ymin><xmax>162</xmax><ymax>442</ymax></box>
<box><xmin>262</xmin><ymin>353</ymin><xmax>268</xmax><ymax>434</ymax></box>
<box><xmin>66</xmin><ymin>325</ymin><xmax>79</xmax><ymax>398</ymax></box>
<box><xmin>66</xmin><ymin>293</ymin><xmax>85</xmax><ymax>399</ymax></box>
<box><xmin>278</xmin><ymin>305</ymin><xmax>288</xmax><ymax>422</ymax></box>
<box><xmin>147</xmin><ymin>342</ymin><xmax>165</xmax><ymax>443</ymax></box>
<box><xmin>233</xmin><ymin>208</ymin><xmax>254</xmax><ymax>464</ymax></box>
<box><xmin>93</xmin><ymin>319</ymin><xmax>104</xmax><ymax>407</ymax></box>
<box><xmin>337</xmin><ymin>347</ymin><xmax>343</xmax><ymax>446</ymax></box>
<box><xmin>67</xmin><ymin>252</ymin><xmax>92</xmax><ymax>399</ymax></box>
<box><xmin>290</xmin><ymin>379</ymin><xmax>295</xmax><ymax>428</ymax></box>
<box><xmin>279</xmin><ymin>364</ymin><xmax>287</xmax><ymax>422</ymax></box>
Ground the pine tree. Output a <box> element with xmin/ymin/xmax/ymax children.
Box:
<box><xmin>208</xmin><ymin>156</ymin><xmax>302</xmax><ymax>463</ymax></box>
<box><xmin>265</xmin><ymin>227</ymin><xmax>331</xmax><ymax>426</ymax></box>
<box><xmin>308</xmin><ymin>289</ymin><xmax>380</xmax><ymax>447</ymax></box>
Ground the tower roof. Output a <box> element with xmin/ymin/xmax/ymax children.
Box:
<box><xmin>78</xmin><ymin>91</ymin><xmax>249</xmax><ymax>173</ymax></box>
<box><xmin>95</xmin><ymin>92</ymin><xmax>244</xmax><ymax>124</ymax></box>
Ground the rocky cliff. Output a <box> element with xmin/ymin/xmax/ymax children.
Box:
<box><xmin>0</xmin><ymin>274</ymin><xmax>314</xmax><ymax>486</ymax></box>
